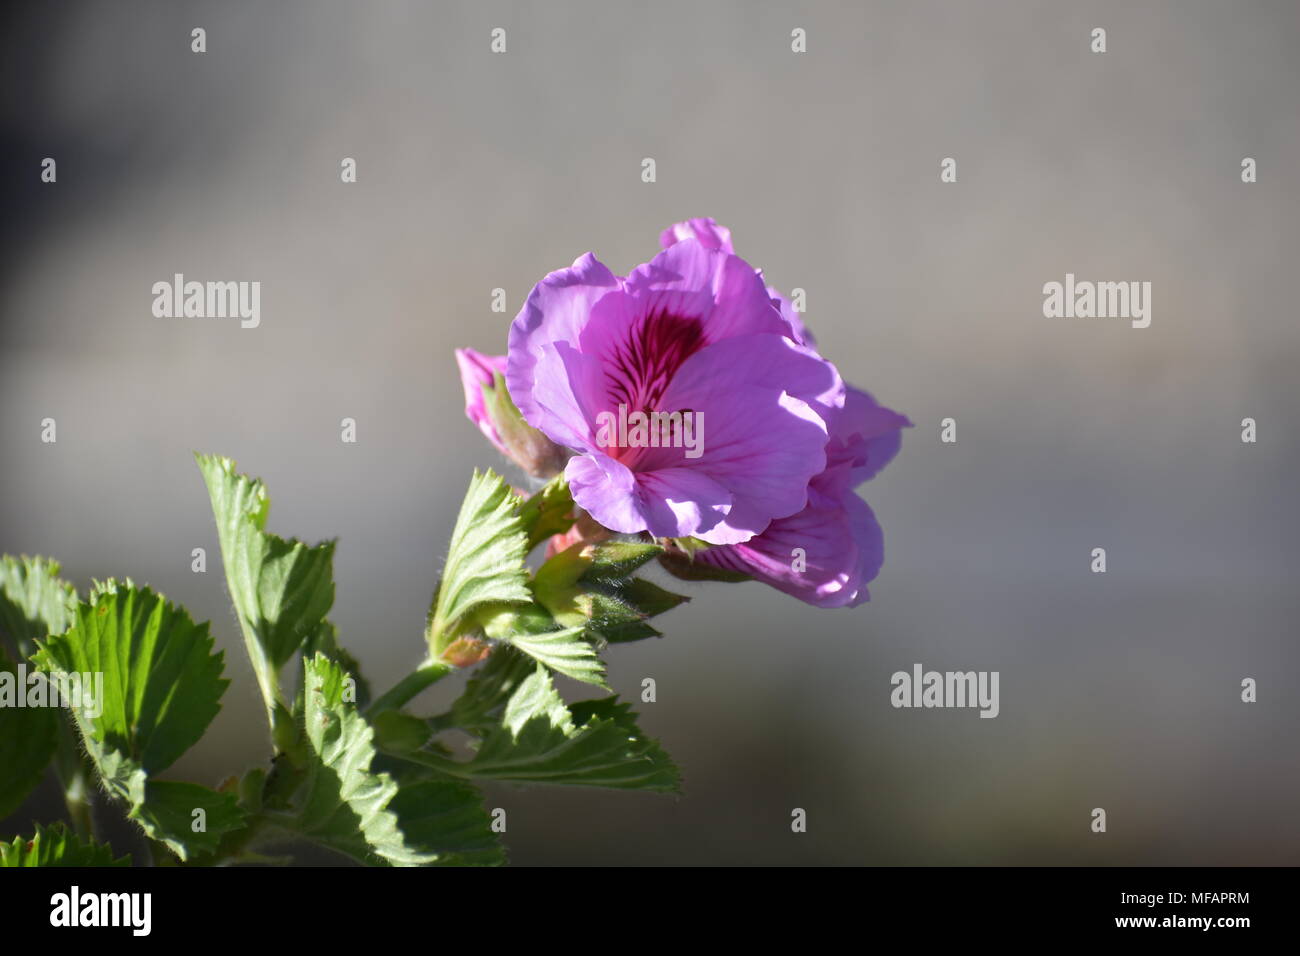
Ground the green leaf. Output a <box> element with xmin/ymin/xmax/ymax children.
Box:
<box><xmin>196</xmin><ymin>453</ymin><xmax>336</xmax><ymax>727</ymax></box>
<box><xmin>0</xmin><ymin>651</ymin><xmax>60</xmax><ymax>818</ymax></box>
<box><xmin>386</xmin><ymin>780</ymin><xmax>504</xmax><ymax>867</ymax></box>
<box><xmin>128</xmin><ymin>781</ymin><xmax>247</xmax><ymax>860</ymax></box>
<box><xmin>0</xmin><ymin>823</ymin><xmax>129</xmax><ymax>867</ymax></box>
<box><xmin>31</xmin><ymin>585</ymin><xmax>244</xmax><ymax>861</ymax></box>
<box><xmin>296</xmin><ymin>653</ymin><xmax>439</xmax><ymax>866</ymax></box>
<box><xmin>0</xmin><ymin>555</ymin><xmax>77</xmax><ymax>658</ymax></box>
<box><xmin>506</xmin><ymin>625</ymin><xmax>608</xmax><ymax>689</ymax></box>
<box><xmin>428</xmin><ymin>470</ymin><xmax>531</xmax><ymax>654</ymax></box>
<box><xmin>516</xmin><ymin>475</ymin><xmax>575</xmax><ymax>551</ymax></box>
<box><xmin>470</xmin><ymin>596</ymin><xmax>607</xmax><ymax>688</ymax></box>
<box><xmin>88</xmin><ymin>577</ymin><xmax>133</xmax><ymax>605</ymax></box>
<box><xmin>459</xmin><ymin>664</ymin><xmax>679</xmax><ymax>791</ymax></box>
<box><xmin>303</xmin><ymin>621</ymin><xmax>371</xmax><ymax>710</ymax></box>
<box><xmin>33</xmin><ymin>584</ymin><xmax>227</xmax><ymax>774</ymax></box>
<box><xmin>0</xmin><ymin>557</ymin><xmax>80</xmax><ymax>821</ymax></box>
<box><xmin>448</xmin><ymin>646</ymin><xmax>539</xmax><ymax>734</ymax></box>
<box><xmin>372</xmin><ymin>710</ymin><xmax>433</xmax><ymax>754</ymax></box>
<box><xmin>33</xmin><ymin>586</ymin><xmax>224</xmax><ymax>776</ymax></box>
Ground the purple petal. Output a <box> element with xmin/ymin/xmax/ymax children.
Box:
<box><xmin>654</xmin><ymin>334</ymin><xmax>835</xmax><ymax>543</ymax></box>
<box><xmin>623</xmin><ymin>239</ymin><xmax>788</xmax><ymax>343</ymax></box>
<box><xmin>565</xmin><ymin>453</ymin><xmax>734</xmax><ymax>538</ymax></box>
<box><xmin>564</xmin><ymin>453</ymin><xmax>645</xmax><ymax>534</ymax></box>
<box><xmin>657</xmin><ymin>218</ymin><xmax>815</xmax><ymax>347</ymax></box>
<box><xmin>767</xmin><ymin>285</ymin><xmax>817</xmax><ymax>348</ymax></box>
<box><xmin>507</xmin><ymin>252</ymin><xmax>621</xmax><ymax>439</ymax></box>
<box><xmin>827</xmin><ymin>386</ymin><xmax>913</xmax><ymax>486</ymax></box>
<box><xmin>699</xmin><ymin>490</ymin><xmax>884</xmax><ymax>608</ymax></box>
<box><xmin>659</xmin><ymin>217</ymin><xmax>734</xmax><ymax>254</ymax></box>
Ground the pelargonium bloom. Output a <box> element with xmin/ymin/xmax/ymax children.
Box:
<box><xmin>464</xmin><ymin>217</ymin><xmax>908</xmax><ymax>607</ymax></box>
<box><xmin>506</xmin><ymin>231</ymin><xmax>843</xmax><ymax>545</ymax></box>
<box><xmin>659</xmin><ymin>219</ymin><xmax>909</xmax><ymax>606</ymax></box>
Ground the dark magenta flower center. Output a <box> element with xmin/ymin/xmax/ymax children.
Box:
<box><xmin>605</xmin><ymin>310</ymin><xmax>706</xmax><ymax>414</ymax></box>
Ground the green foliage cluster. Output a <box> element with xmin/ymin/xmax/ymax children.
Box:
<box><xmin>0</xmin><ymin>456</ymin><xmax>686</xmax><ymax>866</ymax></box>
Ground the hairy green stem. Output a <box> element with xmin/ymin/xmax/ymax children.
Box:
<box><xmin>377</xmin><ymin>744</ymin><xmax>465</xmax><ymax>777</ymax></box>
<box><xmin>53</xmin><ymin>717</ymin><xmax>95</xmax><ymax>841</ymax></box>
<box><xmin>367</xmin><ymin>660</ymin><xmax>453</xmax><ymax>716</ymax></box>
<box><xmin>241</xmin><ymin>637</ymin><xmax>290</xmax><ymax>750</ymax></box>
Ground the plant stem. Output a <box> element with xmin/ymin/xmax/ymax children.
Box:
<box><xmin>62</xmin><ymin>766</ymin><xmax>95</xmax><ymax>840</ymax></box>
<box><xmin>376</xmin><ymin>744</ymin><xmax>465</xmax><ymax>777</ymax></box>
<box><xmin>367</xmin><ymin>659</ymin><xmax>453</xmax><ymax>716</ymax></box>
<box><xmin>241</xmin><ymin>635</ymin><xmax>288</xmax><ymax>749</ymax></box>
<box><xmin>53</xmin><ymin>716</ymin><xmax>96</xmax><ymax>840</ymax></box>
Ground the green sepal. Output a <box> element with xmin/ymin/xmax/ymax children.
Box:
<box><xmin>516</xmin><ymin>475</ymin><xmax>575</xmax><ymax>552</ymax></box>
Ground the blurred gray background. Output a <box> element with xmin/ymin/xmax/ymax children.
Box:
<box><xmin>3</xmin><ymin>0</ymin><xmax>1298</xmax><ymax>864</ymax></box>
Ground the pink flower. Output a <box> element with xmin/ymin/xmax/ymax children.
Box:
<box><xmin>506</xmin><ymin>233</ymin><xmax>842</xmax><ymax>545</ymax></box>
<box><xmin>463</xmin><ymin>217</ymin><xmax>907</xmax><ymax>608</ymax></box>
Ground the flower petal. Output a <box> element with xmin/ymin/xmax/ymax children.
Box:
<box><xmin>564</xmin><ymin>453</ymin><xmax>645</xmax><ymax>534</ymax></box>
<box><xmin>507</xmin><ymin>252</ymin><xmax>621</xmax><ymax>440</ymax></box>
<box><xmin>454</xmin><ymin>348</ymin><xmax>508</xmax><ymax>452</ymax></box>
<box><xmin>565</xmin><ymin>452</ymin><xmax>734</xmax><ymax>538</ymax></box>
<box><xmin>829</xmin><ymin>386</ymin><xmax>913</xmax><ymax>486</ymax></box>
<box><xmin>767</xmin><ymin>285</ymin><xmax>817</xmax><ymax>347</ymax></box>
<box><xmin>654</xmin><ymin>334</ymin><xmax>837</xmax><ymax>543</ymax></box>
<box><xmin>659</xmin><ymin>217</ymin><xmax>735</xmax><ymax>254</ymax></box>
<box><xmin>699</xmin><ymin>490</ymin><xmax>883</xmax><ymax>608</ymax></box>
<box><xmin>623</xmin><ymin>239</ymin><xmax>789</xmax><ymax>344</ymax></box>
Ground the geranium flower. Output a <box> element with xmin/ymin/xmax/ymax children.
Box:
<box><xmin>460</xmin><ymin>217</ymin><xmax>907</xmax><ymax>607</ymax></box>
<box><xmin>506</xmin><ymin>233</ymin><xmax>843</xmax><ymax>544</ymax></box>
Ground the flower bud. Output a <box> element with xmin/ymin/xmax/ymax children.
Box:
<box><xmin>455</xmin><ymin>348</ymin><xmax>568</xmax><ymax>478</ymax></box>
<box><xmin>544</xmin><ymin>511</ymin><xmax>611</xmax><ymax>559</ymax></box>
<box><xmin>439</xmin><ymin>635</ymin><xmax>492</xmax><ymax>669</ymax></box>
